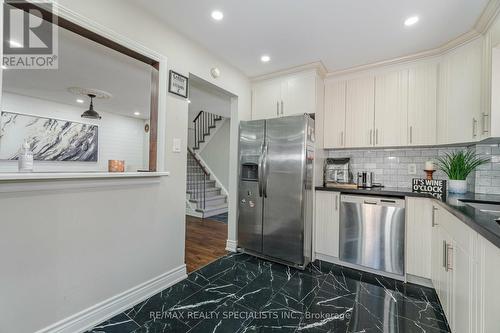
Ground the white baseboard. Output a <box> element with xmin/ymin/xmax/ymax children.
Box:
<box><xmin>226</xmin><ymin>239</ymin><xmax>237</xmax><ymax>252</ymax></box>
<box><xmin>35</xmin><ymin>265</ymin><xmax>187</xmax><ymax>333</ymax></box>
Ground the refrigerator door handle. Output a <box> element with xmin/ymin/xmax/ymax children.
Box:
<box><xmin>263</xmin><ymin>142</ymin><xmax>269</xmax><ymax>198</ymax></box>
<box><xmin>257</xmin><ymin>144</ymin><xmax>264</xmax><ymax>197</ymax></box>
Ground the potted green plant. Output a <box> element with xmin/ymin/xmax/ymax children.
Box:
<box><xmin>436</xmin><ymin>149</ymin><xmax>489</xmax><ymax>194</ymax></box>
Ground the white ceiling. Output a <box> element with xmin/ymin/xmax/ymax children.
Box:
<box><xmin>130</xmin><ymin>0</ymin><xmax>490</xmax><ymax>77</ymax></box>
<box><xmin>2</xmin><ymin>25</ymin><xmax>152</xmax><ymax>119</ymax></box>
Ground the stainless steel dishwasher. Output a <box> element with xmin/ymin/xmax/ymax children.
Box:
<box><xmin>339</xmin><ymin>195</ymin><xmax>405</xmax><ymax>278</ymax></box>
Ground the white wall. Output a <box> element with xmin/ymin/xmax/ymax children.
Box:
<box><xmin>0</xmin><ymin>179</ymin><xmax>185</xmax><ymax>333</ymax></box>
<box><xmin>0</xmin><ymin>92</ymin><xmax>147</xmax><ymax>172</ymax></box>
<box><xmin>0</xmin><ymin>0</ymin><xmax>251</xmax><ymax>332</ymax></box>
<box><xmin>200</xmin><ymin>119</ymin><xmax>231</xmax><ymax>189</ymax></box>
<box><xmin>51</xmin><ymin>0</ymin><xmax>250</xmax><ymax>247</ymax></box>
<box><xmin>188</xmin><ymin>84</ymin><xmax>232</xmax><ymax>123</ymax></box>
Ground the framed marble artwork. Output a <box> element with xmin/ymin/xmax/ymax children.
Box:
<box><xmin>0</xmin><ymin>111</ymin><xmax>98</xmax><ymax>162</ymax></box>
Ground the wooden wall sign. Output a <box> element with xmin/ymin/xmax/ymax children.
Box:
<box><xmin>412</xmin><ymin>178</ymin><xmax>447</xmax><ymax>200</ymax></box>
<box><xmin>168</xmin><ymin>70</ymin><xmax>188</xmax><ymax>98</ymax></box>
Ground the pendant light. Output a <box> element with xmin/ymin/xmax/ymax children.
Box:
<box><xmin>81</xmin><ymin>94</ymin><xmax>102</xmax><ymax>119</ymax></box>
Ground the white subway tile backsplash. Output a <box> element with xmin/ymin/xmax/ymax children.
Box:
<box><xmin>327</xmin><ymin>144</ymin><xmax>500</xmax><ymax>194</ymax></box>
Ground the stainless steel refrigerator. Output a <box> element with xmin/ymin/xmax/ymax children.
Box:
<box><xmin>238</xmin><ymin>114</ymin><xmax>315</xmax><ymax>269</ymax></box>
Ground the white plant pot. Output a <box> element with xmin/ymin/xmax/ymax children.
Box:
<box><xmin>448</xmin><ymin>180</ymin><xmax>468</xmax><ymax>194</ymax></box>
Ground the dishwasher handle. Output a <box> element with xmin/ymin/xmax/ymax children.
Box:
<box><xmin>363</xmin><ymin>200</ymin><xmax>378</xmax><ymax>205</ymax></box>
<box><xmin>342</xmin><ymin>195</ymin><xmax>405</xmax><ymax>208</ymax></box>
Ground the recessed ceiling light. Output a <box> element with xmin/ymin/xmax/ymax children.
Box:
<box><xmin>76</xmin><ymin>99</ymin><xmax>84</xmax><ymax>104</ymax></box>
<box><xmin>9</xmin><ymin>40</ymin><xmax>22</xmax><ymax>47</ymax></box>
<box><xmin>134</xmin><ymin>111</ymin><xmax>141</xmax><ymax>116</ymax></box>
<box><xmin>261</xmin><ymin>55</ymin><xmax>271</xmax><ymax>63</ymax></box>
<box><xmin>211</xmin><ymin>10</ymin><xmax>224</xmax><ymax>21</ymax></box>
<box><xmin>187</xmin><ymin>99</ymin><xmax>192</xmax><ymax>104</ymax></box>
<box><xmin>404</xmin><ymin>16</ymin><xmax>419</xmax><ymax>27</ymax></box>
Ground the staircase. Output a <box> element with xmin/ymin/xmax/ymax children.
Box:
<box><xmin>186</xmin><ymin>111</ymin><xmax>227</xmax><ymax>218</ymax></box>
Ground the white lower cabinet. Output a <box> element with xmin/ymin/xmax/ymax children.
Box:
<box><xmin>315</xmin><ymin>194</ymin><xmax>500</xmax><ymax>332</ymax></box>
<box><xmin>406</xmin><ymin>197</ymin><xmax>433</xmax><ymax>279</ymax></box>
<box><xmin>476</xmin><ymin>234</ymin><xmax>500</xmax><ymax>333</ymax></box>
<box><xmin>314</xmin><ymin>191</ymin><xmax>340</xmax><ymax>258</ymax></box>
<box><xmin>430</xmin><ymin>203</ymin><xmax>498</xmax><ymax>333</ymax></box>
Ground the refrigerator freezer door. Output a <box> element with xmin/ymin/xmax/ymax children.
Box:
<box><xmin>238</xmin><ymin>120</ymin><xmax>265</xmax><ymax>253</ymax></box>
<box><xmin>262</xmin><ymin>115</ymin><xmax>307</xmax><ymax>265</ymax></box>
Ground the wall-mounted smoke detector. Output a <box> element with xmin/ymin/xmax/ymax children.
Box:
<box><xmin>210</xmin><ymin>67</ymin><xmax>221</xmax><ymax>79</ymax></box>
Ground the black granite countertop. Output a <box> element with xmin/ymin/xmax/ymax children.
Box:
<box><xmin>316</xmin><ymin>186</ymin><xmax>500</xmax><ymax>249</ymax></box>
<box><xmin>315</xmin><ymin>186</ymin><xmax>430</xmax><ymax>198</ymax></box>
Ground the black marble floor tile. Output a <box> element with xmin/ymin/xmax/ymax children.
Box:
<box><xmin>87</xmin><ymin>313</ymin><xmax>139</xmax><ymax>333</ymax></box>
<box><xmin>124</xmin><ymin>280</ymin><xmax>202</xmax><ymax>326</ymax></box>
<box><xmin>169</xmin><ymin>279</ymin><xmax>241</xmax><ymax>328</ymax></box>
<box><xmin>397</xmin><ymin>298</ymin><xmax>449</xmax><ymax>332</ymax></box>
<box><xmin>217</xmin><ymin>259</ymin><xmax>263</xmax><ymax>288</ymax></box>
<box><xmin>187</xmin><ymin>300</ymin><xmax>254</xmax><ymax>333</ymax></box>
<box><xmin>234</xmin><ymin>271</ymin><xmax>288</xmax><ymax>311</ymax></box>
<box><xmin>131</xmin><ymin>318</ymin><xmax>190</xmax><ymax>333</ymax></box>
<box><xmin>242</xmin><ymin>300</ymin><xmax>302</xmax><ymax>333</ymax></box>
<box><xmin>278</xmin><ymin>271</ymin><xmax>325</xmax><ymax>311</ymax></box>
<box><xmin>88</xmin><ymin>254</ymin><xmax>451</xmax><ymax>333</ymax></box>
<box><xmin>187</xmin><ymin>256</ymin><xmax>239</xmax><ymax>287</ymax></box>
<box><xmin>397</xmin><ymin>315</ymin><xmax>450</xmax><ymax>333</ymax></box>
<box><xmin>348</xmin><ymin>292</ymin><xmax>400</xmax><ymax>332</ymax></box>
<box><xmin>299</xmin><ymin>290</ymin><xmax>354</xmax><ymax>332</ymax></box>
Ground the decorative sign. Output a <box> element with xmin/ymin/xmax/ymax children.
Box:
<box><xmin>412</xmin><ymin>178</ymin><xmax>447</xmax><ymax>201</ymax></box>
<box><xmin>168</xmin><ymin>70</ymin><xmax>188</xmax><ymax>98</ymax></box>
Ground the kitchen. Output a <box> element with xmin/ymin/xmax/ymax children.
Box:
<box><xmin>3</xmin><ymin>1</ymin><xmax>500</xmax><ymax>333</ymax></box>
<box><xmin>234</xmin><ymin>1</ymin><xmax>500</xmax><ymax>332</ymax></box>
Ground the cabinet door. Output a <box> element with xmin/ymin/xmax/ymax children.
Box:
<box><xmin>374</xmin><ymin>70</ymin><xmax>408</xmax><ymax>146</ymax></box>
<box><xmin>324</xmin><ymin>81</ymin><xmax>346</xmax><ymax>148</ymax></box>
<box><xmin>406</xmin><ymin>198</ymin><xmax>432</xmax><ymax>279</ymax></box>
<box><xmin>431</xmin><ymin>207</ymin><xmax>451</xmax><ymax>312</ymax></box>
<box><xmin>438</xmin><ymin>38</ymin><xmax>483</xmax><ymax>144</ymax></box>
<box><xmin>345</xmin><ymin>76</ymin><xmax>375</xmax><ymax>147</ymax></box>
<box><xmin>252</xmin><ymin>79</ymin><xmax>282</xmax><ymax>120</ymax></box>
<box><xmin>408</xmin><ymin>64</ymin><xmax>438</xmax><ymax>145</ymax></box>
<box><xmin>451</xmin><ymin>239</ymin><xmax>474</xmax><ymax>333</ymax></box>
<box><xmin>315</xmin><ymin>191</ymin><xmax>340</xmax><ymax>258</ymax></box>
<box><xmin>477</xmin><ymin>235</ymin><xmax>500</xmax><ymax>333</ymax></box>
<box><xmin>282</xmin><ymin>71</ymin><xmax>316</xmax><ymax>116</ymax></box>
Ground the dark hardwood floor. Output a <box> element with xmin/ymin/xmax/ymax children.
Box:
<box><xmin>185</xmin><ymin>215</ymin><xmax>228</xmax><ymax>273</ymax></box>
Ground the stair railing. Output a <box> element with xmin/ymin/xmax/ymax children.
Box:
<box><xmin>187</xmin><ymin>147</ymin><xmax>209</xmax><ymax>210</ymax></box>
<box><xmin>193</xmin><ymin>111</ymin><xmax>223</xmax><ymax>150</ymax></box>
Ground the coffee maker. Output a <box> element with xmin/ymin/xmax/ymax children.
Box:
<box><xmin>324</xmin><ymin>158</ymin><xmax>352</xmax><ymax>185</ymax></box>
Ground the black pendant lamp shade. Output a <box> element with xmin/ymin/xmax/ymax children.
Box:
<box><xmin>81</xmin><ymin>94</ymin><xmax>102</xmax><ymax>119</ymax></box>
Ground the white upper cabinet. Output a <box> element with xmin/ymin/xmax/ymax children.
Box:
<box><xmin>438</xmin><ymin>38</ymin><xmax>483</xmax><ymax>144</ymax></box>
<box><xmin>323</xmin><ymin>81</ymin><xmax>346</xmax><ymax>148</ymax></box>
<box><xmin>319</xmin><ymin>37</ymin><xmax>487</xmax><ymax>148</ymax></box>
<box><xmin>374</xmin><ymin>70</ymin><xmax>409</xmax><ymax>146</ymax></box>
<box><xmin>408</xmin><ymin>63</ymin><xmax>438</xmax><ymax>145</ymax></box>
<box><xmin>345</xmin><ymin>76</ymin><xmax>375</xmax><ymax>148</ymax></box>
<box><xmin>251</xmin><ymin>70</ymin><xmax>318</xmax><ymax>120</ymax></box>
<box><xmin>252</xmin><ymin>78</ymin><xmax>283</xmax><ymax>119</ymax></box>
<box><xmin>283</xmin><ymin>71</ymin><xmax>317</xmax><ymax>116</ymax></box>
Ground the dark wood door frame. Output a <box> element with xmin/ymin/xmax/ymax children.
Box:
<box><xmin>8</xmin><ymin>1</ymin><xmax>160</xmax><ymax>171</ymax></box>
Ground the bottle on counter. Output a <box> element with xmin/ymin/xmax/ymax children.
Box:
<box><xmin>18</xmin><ymin>140</ymin><xmax>34</xmax><ymax>173</ymax></box>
